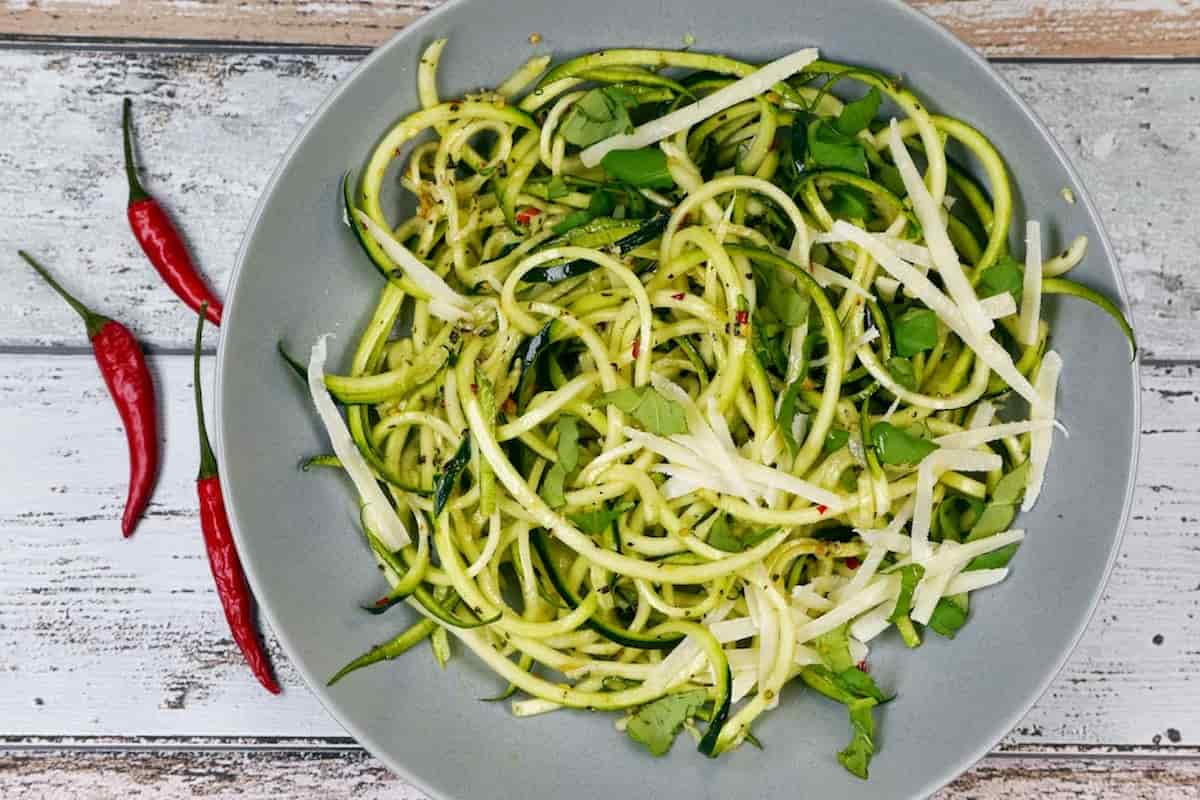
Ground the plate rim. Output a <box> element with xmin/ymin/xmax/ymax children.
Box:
<box><xmin>215</xmin><ymin>1</ymin><xmax>1142</xmax><ymax>796</ymax></box>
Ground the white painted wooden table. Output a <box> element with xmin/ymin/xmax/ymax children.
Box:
<box><xmin>2</xmin><ymin>2</ymin><xmax>1199</xmax><ymax>796</ymax></box>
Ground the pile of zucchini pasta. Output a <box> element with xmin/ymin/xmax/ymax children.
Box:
<box><xmin>297</xmin><ymin>41</ymin><xmax>1135</xmax><ymax>778</ymax></box>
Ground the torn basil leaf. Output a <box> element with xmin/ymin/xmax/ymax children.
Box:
<box><xmin>558</xmin><ymin>86</ymin><xmax>637</xmax><ymax>147</ymax></box>
<box><xmin>892</xmin><ymin>307</ymin><xmax>938</xmax><ymax>357</ymax></box>
<box><xmin>625</xmin><ymin>689</ymin><xmax>709</xmax><ymax>756</ymax></box>
<box><xmin>870</xmin><ymin>421</ymin><xmax>938</xmax><ymax>465</ymax></box>
<box><xmin>596</xmin><ymin>385</ymin><xmax>688</xmax><ymax>436</ymax></box>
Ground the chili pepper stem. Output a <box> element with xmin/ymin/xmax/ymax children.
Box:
<box><xmin>122</xmin><ymin>98</ymin><xmax>151</xmax><ymax>205</ymax></box>
<box><xmin>193</xmin><ymin>303</ymin><xmax>218</xmax><ymax>480</ymax></box>
<box><xmin>18</xmin><ymin>251</ymin><xmax>110</xmax><ymax>339</ymax></box>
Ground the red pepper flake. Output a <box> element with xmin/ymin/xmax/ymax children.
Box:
<box><xmin>515</xmin><ymin>206</ymin><xmax>541</xmax><ymax>226</ymax></box>
<box><xmin>857</xmin><ymin>660</ymin><xmax>869</xmax><ymax>673</ymax></box>
<box><xmin>632</xmin><ymin>338</ymin><xmax>641</xmax><ymax>358</ymax></box>
<box><xmin>817</xmin><ymin>504</ymin><xmax>828</xmax><ymax>516</ymax></box>
<box><xmin>846</xmin><ymin>557</ymin><xmax>861</xmax><ymax>570</ymax></box>
<box><xmin>470</xmin><ymin>382</ymin><xmax>478</xmax><ymax>394</ymax></box>
<box><xmin>735</xmin><ymin>310</ymin><xmax>749</xmax><ymax>325</ymax></box>
<box><xmin>374</xmin><ymin>596</ymin><xmax>391</xmax><ymax>608</ymax></box>
<box><xmin>672</xmin><ymin>292</ymin><xmax>686</xmax><ymax>301</ymax></box>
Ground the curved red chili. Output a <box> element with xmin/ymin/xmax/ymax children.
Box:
<box><xmin>192</xmin><ymin>306</ymin><xmax>280</xmax><ymax>694</ymax></box>
<box><xmin>19</xmin><ymin>251</ymin><xmax>159</xmax><ymax>538</ymax></box>
<box><xmin>123</xmin><ymin>98</ymin><xmax>223</xmax><ymax>326</ymax></box>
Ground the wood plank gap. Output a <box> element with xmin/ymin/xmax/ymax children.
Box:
<box><xmin>0</xmin><ymin>345</ymin><xmax>217</xmax><ymax>357</ymax></box>
<box><xmin>3</xmin><ymin>33</ymin><xmax>1199</xmax><ymax>66</ymax></box>
<box><xmin>0</xmin><ymin>33</ymin><xmax>374</xmax><ymax>57</ymax></box>
<box><xmin>3</xmin><ymin>736</ymin><xmax>1199</xmax><ymax>759</ymax></box>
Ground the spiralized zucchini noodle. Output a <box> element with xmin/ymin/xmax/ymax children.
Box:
<box><xmin>294</xmin><ymin>42</ymin><xmax>1136</xmax><ymax>778</ymax></box>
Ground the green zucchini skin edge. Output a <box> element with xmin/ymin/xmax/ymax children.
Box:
<box><xmin>531</xmin><ymin>529</ymin><xmax>684</xmax><ymax>650</ymax></box>
<box><xmin>520</xmin><ymin>212</ymin><xmax>670</xmax><ymax>283</ymax></box>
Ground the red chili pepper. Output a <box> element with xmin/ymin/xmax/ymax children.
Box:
<box><xmin>857</xmin><ymin>660</ymin><xmax>869</xmax><ymax>673</ymax></box>
<box><xmin>845</xmin><ymin>557</ymin><xmax>861</xmax><ymax>570</ymax></box>
<box><xmin>632</xmin><ymin>338</ymin><xmax>641</xmax><ymax>358</ymax></box>
<box><xmin>123</xmin><ymin>99</ymin><xmax>223</xmax><ymax>326</ymax></box>
<box><xmin>817</xmin><ymin>504</ymin><xmax>828</xmax><ymax>515</ymax></box>
<box><xmin>192</xmin><ymin>307</ymin><xmax>280</xmax><ymax>694</ymax></box>
<box><xmin>515</xmin><ymin>206</ymin><xmax>541</xmax><ymax>226</ymax></box>
<box><xmin>672</xmin><ymin>292</ymin><xmax>686</xmax><ymax>301</ymax></box>
<box><xmin>20</xmin><ymin>251</ymin><xmax>159</xmax><ymax>537</ymax></box>
<box><xmin>735</xmin><ymin>309</ymin><xmax>749</xmax><ymax>326</ymax></box>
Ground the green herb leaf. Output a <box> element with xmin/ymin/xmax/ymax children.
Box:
<box><xmin>539</xmin><ymin>463</ymin><xmax>567</xmax><ymax>508</ymax></box>
<box><xmin>832</xmin><ymin>667</ymin><xmax>891</xmax><ymax>704</ymax></box>
<box><xmin>558</xmin><ymin>87</ymin><xmax>636</xmax><ymax>147</ymax></box>
<box><xmin>569</xmin><ymin>501</ymin><xmax>635</xmax><ymax>536</ymax></box>
<box><xmin>928</xmin><ymin>597</ymin><xmax>969</xmax><ymax>638</ymax></box>
<box><xmin>546</xmin><ymin>175</ymin><xmax>569</xmax><ymax>200</ymax></box>
<box><xmin>768</xmin><ymin>286</ymin><xmax>810</xmax><ymax>329</ymax></box>
<box><xmin>555</xmin><ymin>415</ymin><xmax>580</xmax><ymax>472</ymax></box>
<box><xmin>706</xmin><ymin>513</ymin><xmax>741</xmax><ymax>553</ymax></box>
<box><xmin>966</xmin><ymin>504</ymin><xmax>1016</xmax><ymax>541</ymax></box>
<box><xmin>752</xmin><ymin>321</ymin><xmax>788</xmax><ymax>375</ymax></box>
<box><xmin>601</xmin><ymin>148</ymin><xmax>675</xmax><ymax>189</ymax></box>
<box><xmin>936</xmin><ymin>494</ymin><xmax>980</xmax><ymax>543</ymax></box>
<box><xmin>625</xmin><ymin>689</ymin><xmax>709</xmax><ymax>756</ymax></box>
<box><xmin>876</xmin><ymin>162</ymin><xmax>907</xmax><ymax>198</ymax></box>
<box><xmin>813</xmin><ymin>624</ymin><xmax>855</xmax><ymax>673</ymax></box>
<box><xmin>893</xmin><ymin>308</ymin><xmax>938</xmax><ymax>357</ymax></box>
<box><xmin>964</xmin><ymin>461</ymin><xmax>1030</xmax><ymax>557</ymax></box>
<box><xmin>597</xmin><ymin>386</ymin><xmax>688</xmax><ymax>436</ymax></box>
<box><xmin>870</xmin><ymin>421</ymin><xmax>938</xmax><ymax>465</ymax></box>
<box><xmin>800</xmin><ymin>665</ymin><xmax>853</xmax><ymax>704</ymax></box>
<box><xmin>965</xmin><ymin>542</ymin><xmax>1020</xmax><ymax>572</ymax></box>
<box><xmin>433</xmin><ymin>435</ymin><xmax>472</xmax><ymax>517</ymax></box>
<box><xmin>979</xmin><ymin>255</ymin><xmax>1024</xmax><ymax>302</ymax></box>
<box><xmin>587</xmin><ymin>188</ymin><xmax>617</xmax><ymax>217</ymax></box>
<box><xmin>552</xmin><ymin>209</ymin><xmax>594</xmax><ymax>235</ymax></box>
<box><xmin>887</xmin><ymin>355</ymin><xmax>918</xmax><ymax>391</ymax></box>
<box><xmin>992</xmin><ymin>460</ymin><xmax>1032</xmax><ymax>506</ymax></box>
<box><xmin>889</xmin><ymin>564</ymin><xmax>925</xmax><ymax>624</ymax></box>
<box><xmin>705</xmin><ymin>513</ymin><xmax>777</xmax><ymax>553</ymax></box>
<box><xmin>824</xmin><ymin>428</ymin><xmax>850</xmax><ymax>454</ymax></box>
<box><xmin>837</xmin><ymin>697</ymin><xmax>877</xmax><ymax>779</ymax></box>
<box><xmin>827</xmin><ymin>184</ymin><xmax>872</xmax><ymax>220</ymax></box>
<box><xmin>808</xmin><ymin>120</ymin><xmax>868</xmax><ymax>175</ymax></box>
<box><xmin>776</xmin><ymin>378</ymin><xmax>809</xmax><ymax>457</ymax></box>
<box><xmin>752</xmin><ymin>259</ymin><xmax>811</xmax><ymax>328</ymax></box>
<box><xmin>834</xmin><ymin>88</ymin><xmax>882</xmax><ymax>136</ymax></box>
<box><xmin>811</xmin><ymin>525</ymin><xmax>857</xmax><ymax>542</ymax></box>
<box><xmin>597</xmin><ymin>386</ymin><xmax>643</xmax><ymax>412</ymax></box>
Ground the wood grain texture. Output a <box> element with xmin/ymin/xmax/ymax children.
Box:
<box><xmin>2</xmin><ymin>747</ymin><xmax>1200</xmax><ymax>799</ymax></box>
<box><xmin>0</xmin><ymin>52</ymin><xmax>1195</xmax><ymax>357</ymax></box>
<box><xmin>2</xmin><ymin>0</ymin><xmax>1198</xmax><ymax>57</ymax></box>
<box><xmin>1</xmin><ymin>354</ymin><xmax>1196</xmax><ymax>745</ymax></box>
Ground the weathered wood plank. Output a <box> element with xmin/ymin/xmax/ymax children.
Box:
<box><xmin>909</xmin><ymin>0</ymin><xmax>1200</xmax><ymax>59</ymax></box>
<box><xmin>0</xmin><ymin>353</ymin><xmax>1196</xmax><ymax>745</ymax></box>
<box><xmin>0</xmin><ymin>52</ymin><xmax>1195</xmax><ymax>357</ymax></box>
<box><xmin>2</xmin><ymin>746</ymin><xmax>1199</xmax><ymax>799</ymax></box>
<box><xmin>1</xmin><ymin>0</ymin><xmax>1198</xmax><ymax>57</ymax></box>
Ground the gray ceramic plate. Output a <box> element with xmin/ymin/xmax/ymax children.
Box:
<box><xmin>216</xmin><ymin>1</ymin><xmax>1140</xmax><ymax>797</ymax></box>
